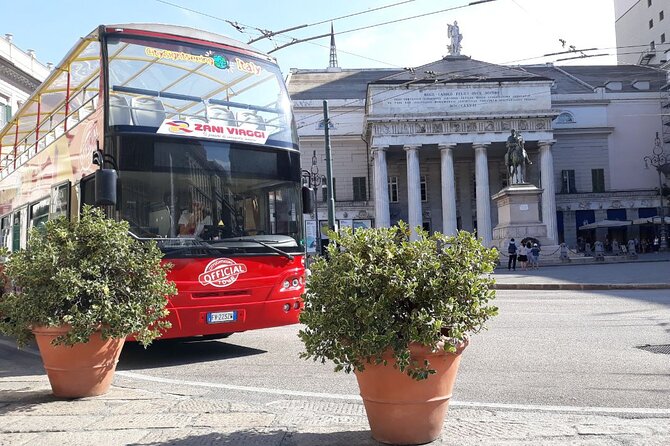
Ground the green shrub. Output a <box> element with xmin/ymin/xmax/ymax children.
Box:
<box><xmin>0</xmin><ymin>205</ymin><xmax>177</xmax><ymax>347</ymax></box>
<box><xmin>299</xmin><ymin>222</ymin><xmax>498</xmax><ymax>380</ymax></box>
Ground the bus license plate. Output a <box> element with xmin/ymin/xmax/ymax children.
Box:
<box><xmin>206</xmin><ymin>311</ymin><xmax>237</xmax><ymax>324</ymax></box>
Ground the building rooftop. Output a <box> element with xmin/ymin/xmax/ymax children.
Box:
<box><xmin>287</xmin><ymin>60</ymin><xmax>668</xmax><ymax>100</ymax></box>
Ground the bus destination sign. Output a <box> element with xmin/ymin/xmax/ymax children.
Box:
<box><xmin>157</xmin><ymin>118</ymin><xmax>269</xmax><ymax>145</ymax></box>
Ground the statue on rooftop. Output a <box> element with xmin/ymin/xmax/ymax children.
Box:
<box><xmin>447</xmin><ymin>21</ymin><xmax>462</xmax><ymax>56</ymax></box>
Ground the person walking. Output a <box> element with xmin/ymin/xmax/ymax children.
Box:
<box><xmin>507</xmin><ymin>238</ymin><xmax>518</xmax><ymax>271</ymax></box>
<box><xmin>530</xmin><ymin>243</ymin><xmax>541</xmax><ymax>269</ymax></box>
<box><xmin>518</xmin><ymin>242</ymin><xmax>530</xmax><ymax>271</ymax></box>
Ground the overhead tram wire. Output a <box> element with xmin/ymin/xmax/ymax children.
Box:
<box><xmin>155</xmin><ymin>0</ymin><xmax>666</xmax><ymax>127</ymax></box>
<box><xmin>248</xmin><ymin>0</ymin><xmax>420</xmax><ymax>44</ymax></box>
<box><xmin>268</xmin><ymin>0</ymin><xmax>498</xmax><ymax>54</ymax></box>
<box><xmin>154</xmin><ymin>0</ymin><xmax>418</xmax><ymax>68</ymax></box>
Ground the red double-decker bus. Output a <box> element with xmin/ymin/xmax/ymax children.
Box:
<box><xmin>0</xmin><ymin>24</ymin><xmax>307</xmax><ymax>339</ymax></box>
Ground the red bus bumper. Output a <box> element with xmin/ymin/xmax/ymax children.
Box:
<box><xmin>158</xmin><ymin>294</ymin><xmax>303</xmax><ymax>339</ymax></box>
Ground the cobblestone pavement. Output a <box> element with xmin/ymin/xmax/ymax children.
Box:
<box><xmin>2</xmin><ymin>374</ymin><xmax>670</xmax><ymax>446</ymax></box>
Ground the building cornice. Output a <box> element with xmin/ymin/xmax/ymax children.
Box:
<box><xmin>553</xmin><ymin>127</ymin><xmax>614</xmax><ymax>135</ymax></box>
<box><xmin>368</xmin><ymin>116</ymin><xmax>554</xmax><ymax>137</ymax></box>
<box><xmin>0</xmin><ymin>58</ymin><xmax>42</xmax><ymax>92</ymax></box>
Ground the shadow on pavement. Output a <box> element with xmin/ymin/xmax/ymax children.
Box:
<box><xmin>118</xmin><ymin>339</ymin><xmax>267</xmax><ymax>371</ymax></box>
<box><xmin>589</xmin><ymin>289</ymin><xmax>670</xmax><ymax>310</ymax></box>
<box><xmin>0</xmin><ymin>342</ymin><xmax>44</xmax><ymax>378</ymax></box>
<box><xmin>0</xmin><ymin>389</ymin><xmax>58</xmax><ymax>415</ymax></box>
<box><xmin>128</xmin><ymin>429</ymin><xmax>378</xmax><ymax>446</ymax></box>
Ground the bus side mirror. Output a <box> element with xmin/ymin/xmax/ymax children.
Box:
<box><xmin>92</xmin><ymin>149</ymin><xmax>118</xmax><ymax>206</ymax></box>
<box><xmin>95</xmin><ymin>168</ymin><xmax>117</xmax><ymax>206</ymax></box>
<box><xmin>302</xmin><ymin>186</ymin><xmax>314</xmax><ymax>214</ymax></box>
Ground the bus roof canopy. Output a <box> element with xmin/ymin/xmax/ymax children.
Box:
<box><xmin>0</xmin><ymin>24</ymin><xmax>276</xmax><ymax>170</ymax></box>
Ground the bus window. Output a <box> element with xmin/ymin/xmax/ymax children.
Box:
<box><xmin>0</xmin><ymin>216</ymin><xmax>10</xmax><ymax>250</ymax></box>
<box><xmin>51</xmin><ymin>182</ymin><xmax>71</xmax><ymax>219</ymax></box>
<box><xmin>30</xmin><ymin>198</ymin><xmax>50</xmax><ymax>231</ymax></box>
<box><xmin>11</xmin><ymin>211</ymin><xmax>21</xmax><ymax>252</ymax></box>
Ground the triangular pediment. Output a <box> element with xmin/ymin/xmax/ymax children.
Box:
<box><xmin>376</xmin><ymin>55</ymin><xmax>551</xmax><ymax>84</ymax></box>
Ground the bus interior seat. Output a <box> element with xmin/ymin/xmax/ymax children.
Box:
<box><xmin>130</xmin><ymin>97</ymin><xmax>166</xmax><ymax>128</ymax></box>
<box><xmin>109</xmin><ymin>94</ymin><xmax>132</xmax><ymax>126</ymax></box>
<box><xmin>207</xmin><ymin>105</ymin><xmax>237</xmax><ymax>126</ymax></box>
<box><xmin>236</xmin><ymin>110</ymin><xmax>266</xmax><ymax>130</ymax></box>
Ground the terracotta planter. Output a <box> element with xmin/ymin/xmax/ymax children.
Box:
<box><xmin>32</xmin><ymin>325</ymin><xmax>125</xmax><ymax>398</ymax></box>
<box><xmin>355</xmin><ymin>339</ymin><xmax>467</xmax><ymax>445</ymax></box>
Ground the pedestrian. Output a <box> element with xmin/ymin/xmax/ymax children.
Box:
<box><xmin>507</xmin><ymin>238</ymin><xmax>518</xmax><ymax>271</ymax></box>
<box><xmin>530</xmin><ymin>243</ymin><xmax>541</xmax><ymax>269</ymax></box>
<box><xmin>653</xmin><ymin>237</ymin><xmax>660</xmax><ymax>252</ymax></box>
<box><xmin>518</xmin><ymin>242</ymin><xmax>529</xmax><ymax>271</ymax></box>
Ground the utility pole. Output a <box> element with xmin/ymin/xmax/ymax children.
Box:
<box><xmin>323</xmin><ymin>100</ymin><xmax>336</xmax><ymax>231</ymax></box>
<box><xmin>643</xmin><ymin>132</ymin><xmax>669</xmax><ymax>251</ymax></box>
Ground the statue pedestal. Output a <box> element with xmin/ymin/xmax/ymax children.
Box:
<box><xmin>492</xmin><ymin>184</ymin><xmax>554</xmax><ymax>252</ymax></box>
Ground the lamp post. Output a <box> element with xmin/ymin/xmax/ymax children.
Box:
<box><xmin>643</xmin><ymin>132</ymin><xmax>669</xmax><ymax>251</ymax></box>
<box><xmin>302</xmin><ymin>150</ymin><xmax>324</xmax><ymax>256</ymax></box>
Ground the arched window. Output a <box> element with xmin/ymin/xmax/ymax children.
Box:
<box><xmin>554</xmin><ymin>112</ymin><xmax>576</xmax><ymax>124</ymax></box>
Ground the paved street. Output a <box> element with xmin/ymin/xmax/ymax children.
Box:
<box><xmin>2</xmin><ymin>262</ymin><xmax>670</xmax><ymax>445</ymax></box>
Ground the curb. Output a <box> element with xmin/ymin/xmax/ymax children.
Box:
<box><xmin>493</xmin><ymin>283</ymin><xmax>670</xmax><ymax>290</ymax></box>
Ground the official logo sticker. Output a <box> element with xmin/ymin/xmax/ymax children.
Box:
<box><xmin>198</xmin><ymin>258</ymin><xmax>248</xmax><ymax>288</ymax></box>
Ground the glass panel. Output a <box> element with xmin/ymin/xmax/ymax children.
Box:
<box><xmin>50</xmin><ymin>182</ymin><xmax>70</xmax><ymax>218</ymax></box>
<box><xmin>0</xmin><ymin>216</ymin><xmax>10</xmax><ymax>249</ymax></box>
<box><xmin>113</xmin><ymin>136</ymin><xmax>303</xmax><ymax>252</ymax></box>
<box><xmin>106</xmin><ymin>36</ymin><xmax>296</xmax><ymax>146</ymax></box>
<box><xmin>11</xmin><ymin>211</ymin><xmax>21</xmax><ymax>251</ymax></box>
<box><xmin>30</xmin><ymin>197</ymin><xmax>50</xmax><ymax>230</ymax></box>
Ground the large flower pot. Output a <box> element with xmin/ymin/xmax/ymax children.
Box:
<box><xmin>354</xmin><ymin>339</ymin><xmax>467</xmax><ymax>445</ymax></box>
<box><xmin>32</xmin><ymin>325</ymin><xmax>125</xmax><ymax>398</ymax></box>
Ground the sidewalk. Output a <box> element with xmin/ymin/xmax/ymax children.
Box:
<box><xmin>2</xmin><ymin>361</ymin><xmax>670</xmax><ymax>446</ymax></box>
<box><xmin>2</xmin><ymin>263</ymin><xmax>670</xmax><ymax>446</ymax></box>
<box><xmin>494</xmin><ymin>252</ymin><xmax>670</xmax><ymax>290</ymax></box>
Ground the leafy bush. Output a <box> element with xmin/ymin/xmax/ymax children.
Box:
<box><xmin>299</xmin><ymin>222</ymin><xmax>498</xmax><ymax>380</ymax></box>
<box><xmin>0</xmin><ymin>205</ymin><xmax>177</xmax><ymax>347</ymax></box>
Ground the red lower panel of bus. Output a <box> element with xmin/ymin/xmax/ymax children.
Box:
<box><xmin>159</xmin><ymin>295</ymin><xmax>302</xmax><ymax>339</ymax></box>
<box><xmin>148</xmin><ymin>254</ymin><xmax>305</xmax><ymax>340</ymax></box>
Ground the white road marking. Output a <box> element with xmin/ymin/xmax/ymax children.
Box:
<box><xmin>4</xmin><ymin>339</ymin><xmax>670</xmax><ymax>416</ymax></box>
<box><xmin>116</xmin><ymin>370</ymin><xmax>670</xmax><ymax>416</ymax></box>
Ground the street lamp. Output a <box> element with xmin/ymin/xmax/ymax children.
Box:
<box><xmin>302</xmin><ymin>151</ymin><xmax>324</xmax><ymax>255</ymax></box>
<box><xmin>643</xmin><ymin>132</ymin><xmax>669</xmax><ymax>251</ymax></box>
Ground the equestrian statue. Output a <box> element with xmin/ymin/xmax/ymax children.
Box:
<box><xmin>505</xmin><ymin>129</ymin><xmax>532</xmax><ymax>184</ymax></box>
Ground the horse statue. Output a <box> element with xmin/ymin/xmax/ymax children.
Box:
<box><xmin>504</xmin><ymin>129</ymin><xmax>532</xmax><ymax>184</ymax></box>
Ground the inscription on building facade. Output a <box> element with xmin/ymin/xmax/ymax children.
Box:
<box><xmin>370</xmin><ymin>84</ymin><xmax>551</xmax><ymax>115</ymax></box>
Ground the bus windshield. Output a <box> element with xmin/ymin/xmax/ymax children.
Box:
<box><xmin>113</xmin><ymin>135</ymin><xmax>303</xmax><ymax>252</ymax></box>
<box><xmin>106</xmin><ymin>35</ymin><xmax>296</xmax><ymax>148</ymax></box>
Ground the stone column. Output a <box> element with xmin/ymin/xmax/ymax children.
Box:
<box><xmin>405</xmin><ymin>145</ymin><xmax>422</xmax><ymax>240</ymax></box>
<box><xmin>457</xmin><ymin>163</ymin><xmax>473</xmax><ymax>231</ymax></box>
<box><xmin>539</xmin><ymin>140</ymin><xmax>558</xmax><ymax>243</ymax></box>
<box><xmin>372</xmin><ymin>146</ymin><xmax>390</xmax><ymax>228</ymax></box>
<box><xmin>474</xmin><ymin>143</ymin><xmax>492</xmax><ymax>247</ymax></box>
<box><xmin>439</xmin><ymin>144</ymin><xmax>458</xmax><ymax>236</ymax></box>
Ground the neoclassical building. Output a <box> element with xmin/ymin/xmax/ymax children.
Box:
<box><xmin>288</xmin><ymin>37</ymin><xmax>668</xmax><ymax>251</ymax></box>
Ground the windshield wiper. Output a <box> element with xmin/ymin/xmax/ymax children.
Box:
<box><xmin>212</xmin><ymin>238</ymin><xmax>294</xmax><ymax>260</ymax></box>
<box><xmin>161</xmin><ymin>244</ymin><xmax>236</xmax><ymax>258</ymax></box>
<box><xmin>129</xmin><ymin>234</ymin><xmax>237</xmax><ymax>258</ymax></box>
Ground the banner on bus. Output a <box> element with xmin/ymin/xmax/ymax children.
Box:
<box><xmin>157</xmin><ymin>118</ymin><xmax>269</xmax><ymax>145</ymax></box>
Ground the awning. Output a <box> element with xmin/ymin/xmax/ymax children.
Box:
<box><xmin>578</xmin><ymin>219</ymin><xmax>631</xmax><ymax>230</ymax></box>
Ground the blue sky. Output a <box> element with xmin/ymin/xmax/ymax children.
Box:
<box><xmin>2</xmin><ymin>0</ymin><xmax>617</xmax><ymax>75</ymax></box>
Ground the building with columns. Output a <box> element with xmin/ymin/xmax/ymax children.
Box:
<box><xmin>288</xmin><ymin>38</ymin><xmax>668</xmax><ymax>252</ymax></box>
